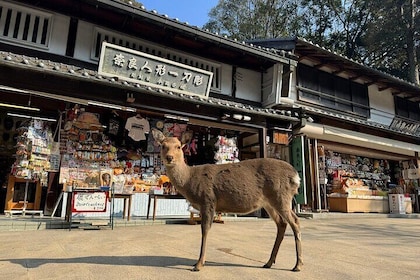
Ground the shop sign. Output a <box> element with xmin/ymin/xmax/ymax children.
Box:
<box><xmin>290</xmin><ymin>136</ymin><xmax>307</xmax><ymax>204</ymax></box>
<box><xmin>71</xmin><ymin>191</ymin><xmax>108</xmax><ymax>212</ymax></box>
<box><xmin>98</xmin><ymin>42</ymin><xmax>213</xmax><ymax>98</ymax></box>
<box><xmin>272</xmin><ymin>132</ymin><xmax>289</xmax><ymax>144</ymax></box>
<box><xmin>389</xmin><ymin>117</ymin><xmax>420</xmax><ymax>136</ymax></box>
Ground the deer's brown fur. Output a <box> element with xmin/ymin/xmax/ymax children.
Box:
<box><xmin>152</xmin><ymin>129</ymin><xmax>303</xmax><ymax>272</ymax></box>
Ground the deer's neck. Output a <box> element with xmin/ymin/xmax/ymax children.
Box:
<box><xmin>165</xmin><ymin>162</ymin><xmax>191</xmax><ymax>189</ymax></box>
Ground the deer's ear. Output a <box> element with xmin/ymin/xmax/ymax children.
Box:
<box><xmin>181</xmin><ymin>130</ymin><xmax>193</xmax><ymax>145</ymax></box>
<box><xmin>152</xmin><ymin>128</ymin><xmax>166</xmax><ymax>145</ymax></box>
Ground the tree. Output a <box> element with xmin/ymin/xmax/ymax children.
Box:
<box><xmin>203</xmin><ymin>0</ymin><xmax>300</xmax><ymax>41</ymax></box>
<box><xmin>204</xmin><ymin>0</ymin><xmax>420</xmax><ymax>84</ymax></box>
<box><xmin>364</xmin><ymin>0</ymin><xmax>419</xmax><ymax>84</ymax></box>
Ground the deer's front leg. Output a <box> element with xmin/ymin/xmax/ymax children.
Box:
<box><xmin>193</xmin><ymin>207</ymin><xmax>214</xmax><ymax>271</ymax></box>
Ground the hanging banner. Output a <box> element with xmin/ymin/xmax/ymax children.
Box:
<box><xmin>98</xmin><ymin>42</ymin><xmax>213</xmax><ymax>98</ymax></box>
<box><xmin>290</xmin><ymin>136</ymin><xmax>307</xmax><ymax>204</ymax></box>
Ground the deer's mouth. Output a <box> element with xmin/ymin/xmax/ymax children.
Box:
<box><xmin>163</xmin><ymin>160</ymin><xmax>175</xmax><ymax>166</ymax></box>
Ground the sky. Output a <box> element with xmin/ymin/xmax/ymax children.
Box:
<box><xmin>138</xmin><ymin>0</ymin><xmax>218</xmax><ymax>27</ymax></box>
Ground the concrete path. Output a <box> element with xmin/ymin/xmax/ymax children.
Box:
<box><xmin>0</xmin><ymin>217</ymin><xmax>418</xmax><ymax>279</ymax></box>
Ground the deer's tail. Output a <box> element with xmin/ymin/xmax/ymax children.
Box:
<box><xmin>290</xmin><ymin>173</ymin><xmax>301</xmax><ymax>194</ymax></box>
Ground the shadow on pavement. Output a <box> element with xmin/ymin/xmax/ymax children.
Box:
<box><xmin>2</xmin><ymin>255</ymin><xmax>270</xmax><ymax>271</ymax></box>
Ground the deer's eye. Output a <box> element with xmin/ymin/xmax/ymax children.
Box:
<box><xmin>177</xmin><ymin>145</ymin><xmax>181</xmax><ymax>150</ymax></box>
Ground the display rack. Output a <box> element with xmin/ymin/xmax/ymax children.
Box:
<box><xmin>4</xmin><ymin>176</ymin><xmax>43</xmax><ymax>217</ymax></box>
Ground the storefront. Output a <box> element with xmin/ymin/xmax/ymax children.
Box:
<box><xmin>0</xmin><ymin>51</ymin><xmax>301</xmax><ymax>219</ymax></box>
<box><xmin>300</xmin><ymin>123</ymin><xmax>420</xmax><ymax>214</ymax></box>
<box><xmin>0</xmin><ymin>95</ymin><xmax>254</xmax><ymax>218</ymax></box>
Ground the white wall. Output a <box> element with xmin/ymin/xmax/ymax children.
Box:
<box><xmin>73</xmin><ymin>20</ymin><xmax>96</xmax><ymax>62</ymax></box>
<box><xmin>48</xmin><ymin>13</ymin><xmax>69</xmax><ymax>55</ymax></box>
<box><xmin>368</xmin><ymin>84</ymin><xmax>395</xmax><ymax>125</ymax></box>
<box><xmin>53</xmin><ymin>17</ymin><xmax>264</xmax><ymax>103</ymax></box>
<box><xmin>235</xmin><ymin>67</ymin><xmax>261</xmax><ymax>102</ymax></box>
<box><xmin>219</xmin><ymin>63</ymin><xmax>233</xmax><ymax>96</ymax></box>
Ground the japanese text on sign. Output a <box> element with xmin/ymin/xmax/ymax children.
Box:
<box><xmin>98</xmin><ymin>42</ymin><xmax>213</xmax><ymax>98</ymax></box>
<box><xmin>72</xmin><ymin>191</ymin><xmax>108</xmax><ymax>212</ymax></box>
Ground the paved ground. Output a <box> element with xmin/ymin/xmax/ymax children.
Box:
<box><xmin>0</xmin><ymin>216</ymin><xmax>419</xmax><ymax>280</ymax></box>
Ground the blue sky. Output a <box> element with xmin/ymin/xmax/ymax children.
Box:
<box><xmin>139</xmin><ymin>0</ymin><xmax>218</xmax><ymax>27</ymax></box>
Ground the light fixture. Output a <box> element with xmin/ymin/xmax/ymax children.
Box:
<box><xmin>232</xmin><ymin>114</ymin><xmax>251</xmax><ymax>121</ymax></box>
<box><xmin>271</xmin><ymin>126</ymin><xmax>292</xmax><ymax>132</ymax></box>
<box><xmin>164</xmin><ymin>114</ymin><xmax>189</xmax><ymax>122</ymax></box>
<box><xmin>88</xmin><ymin>101</ymin><xmax>123</xmax><ymax>110</ymax></box>
<box><xmin>125</xmin><ymin>107</ymin><xmax>137</xmax><ymax>112</ymax></box>
<box><xmin>0</xmin><ymin>102</ymin><xmax>40</xmax><ymax>111</ymax></box>
<box><xmin>7</xmin><ymin>113</ymin><xmax>57</xmax><ymax>122</ymax></box>
<box><xmin>88</xmin><ymin>100</ymin><xmax>136</xmax><ymax>112</ymax></box>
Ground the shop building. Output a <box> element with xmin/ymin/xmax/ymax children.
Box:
<box><xmin>0</xmin><ymin>0</ymin><xmax>303</xmax><ymax>218</ymax></box>
<box><xmin>253</xmin><ymin>38</ymin><xmax>420</xmax><ymax>214</ymax></box>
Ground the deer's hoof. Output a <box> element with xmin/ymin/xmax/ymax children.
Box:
<box><xmin>192</xmin><ymin>266</ymin><xmax>201</xmax><ymax>272</ymax></box>
<box><xmin>292</xmin><ymin>266</ymin><xmax>301</xmax><ymax>272</ymax></box>
<box><xmin>263</xmin><ymin>263</ymin><xmax>272</xmax><ymax>269</ymax></box>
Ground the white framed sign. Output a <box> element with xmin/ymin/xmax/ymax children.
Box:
<box><xmin>98</xmin><ymin>42</ymin><xmax>213</xmax><ymax>98</ymax></box>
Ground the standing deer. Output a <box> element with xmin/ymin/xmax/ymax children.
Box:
<box><xmin>152</xmin><ymin>129</ymin><xmax>303</xmax><ymax>272</ymax></box>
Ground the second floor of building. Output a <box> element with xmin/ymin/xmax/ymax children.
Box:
<box><xmin>1</xmin><ymin>0</ymin><xmax>419</xmax><ymax>143</ymax></box>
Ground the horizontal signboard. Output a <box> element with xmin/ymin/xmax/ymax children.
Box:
<box><xmin>98</xmin><ymin>42</ymin><xmax>213</xmax><ymax>98</ymax></box>
<box><xmin>71</xmin><ymin>191</ymin><xmax>108</xmax><ymax>212</ymax></box>
<box><xmin>389</xmin><ymin>117</ymin><xmax>420</xmax><ymax>136</ymax></box>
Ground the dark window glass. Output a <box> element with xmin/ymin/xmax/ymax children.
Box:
<box><xmin>22</xmin><ymin>14</ymin><xmax>30</xmax><ymax>40</ymax></box>
<box><xmin>40</xmin><ymin>18</ymin><xmax>48</xmax><ymax>44</ymax></box>
<box><xmin>13</xmin><ymin>12</ymin><xmax>21</xmax><ymax>38</ymax></box>
<box><xmin>297</xmin><ymin>64</ymin><xmax>369</xmax><ymax>118</ymax></box>
<box><xmin>31</xmin><ymin>16</ymin><xmax>39</xmax><ymax>43</ymax></box>
<box><xmin>395</xmin><ymin>97</ymin><xmax>420</xmax><ymax>121</ymax></box>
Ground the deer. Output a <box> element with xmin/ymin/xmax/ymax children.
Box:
<box><xmin>152</xmin><ymin>128</ymin><xmax>303</xmax><ymax>272</ymax></box>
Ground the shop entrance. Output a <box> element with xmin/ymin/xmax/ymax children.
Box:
<box><xmin>0</xmin><ymin>92</ymin><xmax>264</xmax><ymax>218</ymax></box>
<box><xmin>310</xmin><ymin>140</ymin><xmax>418</xmax><ymax>213</ymax></box>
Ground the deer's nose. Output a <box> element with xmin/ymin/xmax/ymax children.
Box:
<box><xmin>166</xmin><ymin>155</ymin><xmax>174</xmax><ymax>163</ymax></box>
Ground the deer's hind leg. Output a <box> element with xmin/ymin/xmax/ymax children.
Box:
<box><xmin>279</xmin><ymin>209</ymin><xmax>303</xmax><ymax>272</ymax></box>
<box><xmin>262</xmin><ymin>205</ymin><xmax>288</xmax><ymax>269</ymax></box>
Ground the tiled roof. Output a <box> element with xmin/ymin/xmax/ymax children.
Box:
<box><xmin>0</xmin><ymin>50</ymin><xmax>301</xmax><ymax>122</ymax></box>
<box><xmin>302</xmin><ymin>105</ymin><xmax>420</xmax><ymax>138</ymax></box>
<box><xmin>112</xmin><ymin>0</ymin><xmax>298</xmax><ymax>63</ymax></box>
<box><xmin>251</xmin><ymin>37</ymin><xmax>420</xmax><ymax>103</ymax></box>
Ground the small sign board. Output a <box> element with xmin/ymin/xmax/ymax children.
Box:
<box><xmin>389</xmin><ymin>117</ymin><xmax>420</xmax><ymax>136</ymax></box>
<box><xmin>290</xmin><ymin>136</ymin><xmax>307</xmax><ymax>204</ymax></box>
<box><xmin>98</xmin><ymin>42</ymin><xmax>213</xmax><ymax>98</ymax></box>
<box><xmin>71</xmin><ymin>191</ymin><xmax>108</xmax><ymax>212</ymax></box>
<box><xmin>273</xmin><ymin>132</ymin><xmax>289</xmax><ymax>144</ymax></box>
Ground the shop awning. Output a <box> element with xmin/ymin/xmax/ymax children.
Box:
<box><xmin>300</xmin><ymin>123</ymin><xmax>420</xmax><ymax>158</ymax></box>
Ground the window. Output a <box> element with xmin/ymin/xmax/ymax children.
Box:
<box><xmin>297</xmin><ymin>64</ymin><xmax>369</xmax><ymax>118</ymax></box>
<box><xmin>395</xmin><ymin>97</ymin><xmax>420</xmax><ymax>121</ymax></box>
<box><xmin>0</xmin><ymin>1</ymin><xmax>52</xmax><ymax>49</ymax></box>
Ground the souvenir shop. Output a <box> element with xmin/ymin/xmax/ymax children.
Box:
<box><xmin>0</xmin><ymin>96</ymin><xmax>270</xmax><ymax>219</ymax></box>
<box><xmin>302</xmin><ymin>124</ymin><xmax>420</xmax><ymax>214</ymax></box>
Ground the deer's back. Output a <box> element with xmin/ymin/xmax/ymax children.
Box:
<box><xmin>192</xmin><ymin>157</ymin><xmax>296</xmax><ymax>178</ymax></box>
<box><xmin>180</xmin><ymin>158</ymin><xmax>299</xmax><ymax>213</ymax></box>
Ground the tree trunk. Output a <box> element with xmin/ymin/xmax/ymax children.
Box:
<box><xmin>406</xmin><ymin>0</ymin><xmax>420</xmax><ymax>84</ymax></box>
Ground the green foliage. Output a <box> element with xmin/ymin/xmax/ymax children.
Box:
<box><xmin>203</xmin><ymin>0</ymin><xmax>299</xmax><ymax>41</ymax></box>
<box><xmin>204</xmin><ymin>0</ymin><xmax>420</xmax><ymax>84</ymax></box>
